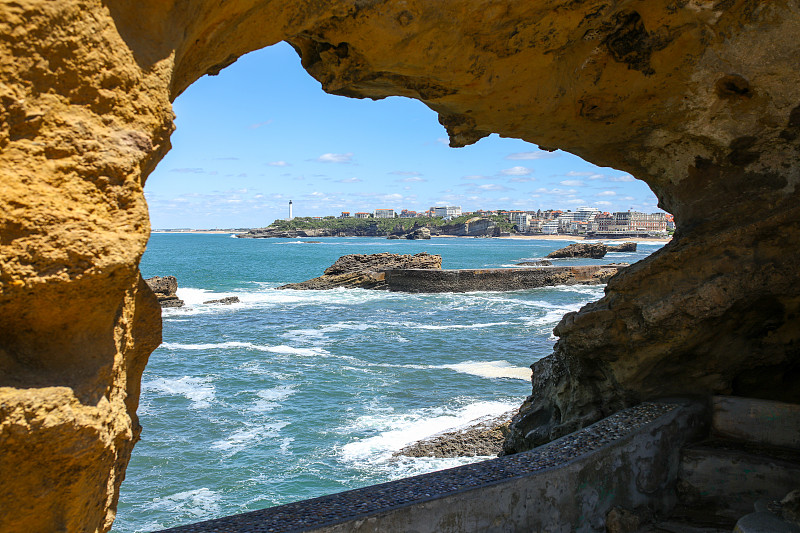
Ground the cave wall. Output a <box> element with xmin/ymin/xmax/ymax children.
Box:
<box><xmin>1</xmin><ymin>0</ymin><xmax>799</xmax><ymax>530</ymax></box>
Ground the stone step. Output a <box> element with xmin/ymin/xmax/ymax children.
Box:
<box><xmin>734</xmin><ymin>511</ymin><xmax>800</xmax><ymax>533</ymax></box>
<box><xmin>678</xmin><ymin>439</ymin><xmax>800</xmax><ymax>519</ymax></box>
<box><xmin>712</xmin><ymin>396</ymin><xmax>800</xmax><ymax>449</ymax></box>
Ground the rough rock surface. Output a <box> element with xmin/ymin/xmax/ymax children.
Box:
<box><xmin>144</xmin><ymin>276</ymin><xmax>184</xmax><ymax>308</ymax></box>
<box><xmin>517</xmin><ymin>260</ymin><xmax>553</xmax><ymax>267</ymax></box>
<box><xmin>2</xmin><ymin>1</ymin><xmax>800</xmax><ymax>530</ymax></box>
<box><xmin>395</xmin><ymin>413</ymin><xmax>512</xmax><ymax>458</ymax></box>
<box><xmin>547</xmin><ymin>242</ymin><xmax>609</xmax><ymax>259</ymax></box>
<box><xmin>607</xmin><ymin>242</ymin><xmax>637</xmax><ymax>253</ymax></box>
<box><xmin>405</xmin><ymin>227</ymin><xmax>431</xmax><ymax>240</ymax></box>
<box><xmin>202</xmin><ymin>296</ymin><xmax>240</xmax><ymax>305</ymax></box>
<box><xmin>278</xmin><ymin>252</ymin><xmax>442</xmax><ymax>290</ymax></box>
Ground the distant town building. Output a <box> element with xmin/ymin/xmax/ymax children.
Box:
<box><xmin>541</xmin><ymin>221</ymin><xmax>559</xmax><ymax>234</ymax></box>
<box><xmin>354</xmin><ymin>212</ymin><xmax>371</xmax><ymax>219</ymax></box>
<box><xmin>374</xmin><ymin>209</ymin><xmax>395</xmax><ymax>219</ymax></box>
<box><xmin>590</xmin><ymin>211</ymin><xmax>667</xmax><ymax>236</ymax></box>
<box><xmin>399</xmin><ymin>209</ymin><xmax>418</xmax><ymax>218</ymax></box>
<box><xmin>340</xmin><ymin>211</ymin><xmax>351</xmax><ymax>218</ymax></box>
<box><xmin>509</xmin><ymin>211</ymin><xmax>534</xmax><ymax>232</ymax></box>
<box><xmin>434</xmin><ymin>206</ymin><xmax>462</xmax><ymax>220</ymax></box>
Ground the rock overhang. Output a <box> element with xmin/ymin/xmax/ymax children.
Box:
<box><xmin>1</xmin><ymin>1</ymin><xmax>799</xmax><ymax>531</ymax></box>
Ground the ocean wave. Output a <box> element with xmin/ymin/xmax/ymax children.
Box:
<box><xmin>211</xmin><ymin>422</ymin><xmax>289</xmax><ymax>454</ymax></box>
<box><xmin>161</xmin><ymin>341</ymin><xmax>327</xmax><ymax>358</ymax></box>
<box><xmin>404</xmin><ymin>321</ymin><xmax>513</xmax><ymax>330</ymax></box>
<box><xmin>339</xmin><ymin>400</ymin><xmax>519</xmax><ymax>465</ymax></box>
<box><xmin>144</xmin><ymin>376</ymin><xmax>215</xmax><ymax>409</ymax></box>
<box><xmin>250</xmin><ymin>386</ymin><xmax>296</xmax><ymax>412</ymax></box>
<box><xmin>441</xmin><ymin>360</ymin><xmax>531</xmax><ymax>380</ymax></box>
<box><xmin>145</xmin><ymin>488</ymin><xmax>221</xmax><ymax>520</ymax></box>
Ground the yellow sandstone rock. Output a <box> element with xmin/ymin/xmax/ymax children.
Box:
<box><xmin>1</xmin><ymin>1</ymin><xmax>799</xmax><ymax>530</ymax></box>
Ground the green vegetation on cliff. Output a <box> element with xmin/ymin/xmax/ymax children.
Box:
<box><xmin>267</xmin><ymin>214</ymin><xmax>515</xmax><ymax>233</ymax></box>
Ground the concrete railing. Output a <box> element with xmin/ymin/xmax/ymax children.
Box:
<box><xmin>159</xmin><ymin>399</ymin><xmax>708</xmax><ymax>533</ymax></box>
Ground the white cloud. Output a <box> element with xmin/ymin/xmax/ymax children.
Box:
<box><xmin>506</xmin><ymin>151</ymin><xmax>556</xmax><ymax>160</ymax></box>
<box><xmin>596</xmin><ymin>191</ymin><xmax>616</xmax><ymax>197</ymax></box>
<box><xmin>400</xmin><ymin>177</ymin><xmax>426</xmax><ymax>182</ymax></box>
<box><xmin>596</xmin><ymin>201</ymin><xmax>612</xmax><ymax>206</ymax></box>
<box><xmin>337</xmin><ymin>177</ymin><xmax>362</xmax><ymax>183</ymax></box>
<box><xmin>308</xmin><ymin>191</ymin><xmax>324</xmax><ymax>197</ymax></box>
<box><xmin>478</xmin><ymin>184</ymin><xmax>512</xmax><ymax>191</ymax></box>
<box><xmin>390</xmin><ymin>171</ymin><xmax>421</xmax><ymax>176</ymax></box>
<box><xmin>315</xmin><ymin>152</ymin><xmax>353</xmax><ymax>163</ymax></box>
<box><xmin>269</xmin><ymin>161</ymin><xmax>289</xmax><ymax>167</ymax></box>
<box><xmin>510</xmin><ymin>176</ymin><xmax>536</xmax><ymax>183</ymax></box>
<box><xmin>501</xmin><ymin>166</ymin><xmax>531</xmax><ymax>176</ymax></box>
<box><xmin>248</xmin><ymin>120</ymin><xmax>273</xmax><ymax>129</ymax></box>
<box><xmin>623</xmin><ymin>196</ymin><xmax>636</xmax><ymax>201</ymax></box>
<box><xmin>462</xmin><ymin>175</ymin><xmax>489</xmax><ymax>181</ymax></box>
<box><xmin>560</xmin><ymin>180</ymin><xmax>585</xmax><ymax>187</ymax></box>
<box><xmin>609</xmin><ymin>174</ymin><xmax>635</xmax><ymax>182</ymax></box>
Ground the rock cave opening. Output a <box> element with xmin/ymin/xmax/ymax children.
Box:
<box><xmin>122</xmin><ymin>40</ymin><xmax>666</xmax><ymax>530</ymax></box>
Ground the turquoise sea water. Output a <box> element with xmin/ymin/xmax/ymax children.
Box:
<box><xmin>113</xmin><ymin>234</ymin><xmax>663</xmax><ymax>532</ymax></box>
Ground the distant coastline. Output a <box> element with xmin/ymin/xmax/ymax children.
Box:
<box><xmin>152</xmin><ymin>229</ymin><xmax>671</xmax><ymax>244</ymax></box>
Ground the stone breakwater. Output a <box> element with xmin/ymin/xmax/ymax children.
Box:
<box><xmin>278</xmin><ymin>253</ymin><xmax>625</xmax><ymax>292</ymax></box>
<box><xmin>380</xmin><ymin>266</ymin><xmax>622</xmax><ymax>293</ymax></box>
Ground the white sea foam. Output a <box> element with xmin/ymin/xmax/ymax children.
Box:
<box><xmin>211</xmin><ymin>422</ymin><xmax>289</xmax><ymax>455</ymax></box>
<box><xmin>251</xmin><ymin>385</ymin><xmax>296</xmax><ymax>412</ymax></box>
<box><xmin>144</xmin><ymin>376</ymin><xmax>215</xmax><ymax>409</ymax></box>
<box><xmin>146</xmin><ymin>488</ymin><xmax>221</xmax><ymax>519</ymax></box>
<box><xmin>339</xmin><ymin>400</ymin><xmax>519</xmax><ymax>464</ymax></box>
<box><xmin>404</xmin><ymin>321</ymin><xmax>513</xmax><ymax>330</ymax></box>
<box><xmin>441</xmin><ymin>360</ymin><xmax>531</xmax><ymax>380</ymax></box>
<box><xmin>161</xmin><ymin>341</ymin><xmax>327</xmax><ymax>358</ymax></box>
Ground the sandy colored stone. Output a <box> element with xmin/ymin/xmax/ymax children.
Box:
<box><xmin>1</xmin><ymin>0</ymin><xmax>799</xmax><ymax>531</ymax></box>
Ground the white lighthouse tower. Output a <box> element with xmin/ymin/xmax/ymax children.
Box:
<box><xmin>288</xmin><ymin>200</ymin><xmax>293</xmax><ymax>220</ymax></box>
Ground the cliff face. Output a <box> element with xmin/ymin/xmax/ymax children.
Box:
<box><xmin>1</xmin><ymin>1</ymin><xmax>799</xmax><ymax>530</ymax></box>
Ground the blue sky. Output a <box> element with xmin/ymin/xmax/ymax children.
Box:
<box><xmin>145</xmin><ymin>42</ymin><xmax>662</xmax><ymax>229</ymax></box>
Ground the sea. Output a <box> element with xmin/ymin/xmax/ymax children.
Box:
<box><xmin>112</xmin><ymin>233</ymin><xmax>663</xmax><ymax>532</ymax></box>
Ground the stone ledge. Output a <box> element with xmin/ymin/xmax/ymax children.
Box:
<box><xmin>158</xmin><ymin>399</ymin><xmax>707</xmax><ymax>533</ymax></box>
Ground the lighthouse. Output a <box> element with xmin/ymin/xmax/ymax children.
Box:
<box><xmin>289</xmin><ymin>200</ymin><xmax>293</xmax><ymax>220</ymax></box>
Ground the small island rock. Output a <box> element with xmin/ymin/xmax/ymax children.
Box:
<box><xmin>606</xmin><ymin>242</ymin><xmax>637</xmax><ymax>253</ymax></box>
<box><xmin>144</xmin><ymin>276</ymin><xmax>185</xmax><ymax>308</ymax></box>
<box><xmin>547</xmin><ymin>243</ymin><xmax>608</xmax><ymax>259</ymax></box>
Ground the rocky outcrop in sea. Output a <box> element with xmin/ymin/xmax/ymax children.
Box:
<box><xmin>277</xmin><ymin>253</ymin><xmax>443</xmax><ymax>290</ymax></box>
<box><xmin>144</xmin><ymin>276</ymin><xmax>184</xmax><ymax>308</ymax></box>
<box><xmin>547</xmin><ymin>242</ymin><xmax>609</xmax><ymax>259</ymax></box>
<box><xmin>280</xmin><ymin>253</ymin><xmax>626</xmax><ymax>292</ymax></box>
<box><xmin>546</xmin><ymin>241</ymin><xmax>637</xmax><ymax>259</ymax></box>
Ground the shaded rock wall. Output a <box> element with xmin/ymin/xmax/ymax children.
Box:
<box><xmin>1</xmin><ymin>0</ymin><xmax>799</xmax><ymax>530</ymax></box>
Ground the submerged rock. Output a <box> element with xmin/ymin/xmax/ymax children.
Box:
<box><xmin>516</xmin><ymin>260</ymin><xmax>553</xmax><ymax>267</ymax></box>
<box><xmin>144</xmin><ymin>276</ymin><xmax>184</xmax><ymax>308</ymax></box>
<box><xmin>202</xmin><ymin>296</ymin><xmax>240</xmax><ymax>305</ymax></box>
<box><xmin>547</xmin><ymin>243</ymin><xmax>608</xmax><ymax>259</ymax></box>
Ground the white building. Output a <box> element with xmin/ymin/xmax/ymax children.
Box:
<box><xmin>374</xmin><ymin>209</ymin><xmax>395</xmax><ymax>218</ymax></box>
<box><xmin>509</xmin><ymin>211</ymin><xmax>533</xmax><ymax>232</ymax></box>
<box><xmin>354</xmin><ymin>212</ymin><xmax>371</xmax><ymax>219</ymax></box>
<box><xmin>433</xmin><ymin>206</ymin><xmax>462</xmax><ymax>220</ymax></box>
<box><xmin>541</xmin><ymin>221</ymin><xmax>559</xmax><ymax>234</ymax></box>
